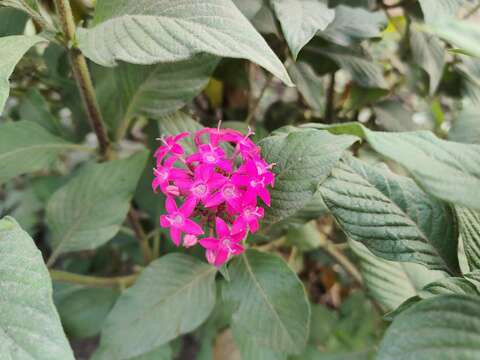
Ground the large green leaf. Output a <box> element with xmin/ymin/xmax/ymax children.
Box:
<box><xmin>429</xmin><ymin>19</ymin><xmax>480</xmax><ymax>57</ymax></box>
<box><xmin>287</xmin><ymin>61</ymin><xmax>325</xmax><ymax>114</ymax></box>
<box><xmin>0</xmin><ymin>217</ymin><xmax>74</xmax><ymax>359</ymax></box>
<box><xmin>418</xmin><ymin>0</ymin><xmax>466</xmax><ymax>25</ymax></box>
<box><xmin>305</xmin><ymin>122</ymin><xmax>480</xmax><ymax>210</ymax></box>
<box><xmin>0</xmin><ymin>35</ymin><xmax>45</xmax><ymax>112</ymax></box>
<box><xmin>95</xmin><ymin>54</ymin><xmax>218</xmax><ymax>138</ymax></box>
<box><xmin>410</xmin><ymin>25</ymin><xmax>445</xmax><ymax>95</ymax></box>
<box><xmin>259</xmin><ymin>128</ymin><xmax>358</xmax><ymax>223</ymax></box>
<box><xmin>95</xmin><ymin>253</ymin><xmax>217</xmax><ymax>359</ymax></box>
<box><xmin>302</xmin><ymin>41</ymin><xmax>387</xmax><ymax>88</ymax></box>
<box><xmin>378</xmin><ymin>295</ymin><xmax>480</xmax><ymax>360</ymax></box>
<box><xmin>320</xmin><ymin>5</ymin><xmax>386</xmax><ymax>46</ymax></box>
<box><xmin>269</xmin><ymin>0</ymin><xmax>334</xmax><ymax>59</ymax></box>
<box><xmin>320</xmin><ymin>157</ymin><xmax>459</xmax><ymax>273</ymax></box>
<box><xmin>349</xmin><ymin>238</ymin><xmax>445</xmax><ymax>312</ymax></box>
<box><xmin>53</xmin><ymin>284</ymin><xmax>119</xmax><ymax>339</ymax></box>
<box><xmin>46</xmin><ymin>151</ymin><xmax>148</xmax><ymax>264</ymax></box>
<box><xmin>77</xmin><ymin>0</ymin><xmax>292</xmax><ymax>85</ymax></box>
<box><xmin>449</xmin><ymin>106</ymin><xmax>480</xmax><ymax>144</ymax></box>
<box><xmin>224</xmin><ymin>249</ymin><xmax>311</xmax><ymax>355</ymax></box>
<box><xmin>0</xmin><ymin>7</ymin><xmax>28</xmax><ymax>36</ymax></box>
<box><xmin>456</xmin><ymin>207</ymin><xmax>480</xmax><ymax>270</ymax></box>
<box><xmin>0</xmin><ymin>121</ymin><xmax>77</xmax><ymax>185</ymax></box>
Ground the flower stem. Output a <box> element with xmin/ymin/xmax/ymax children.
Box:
<box><xmin>53</xmin><ymin>0</ymin><xmax>112</xmax><ymax>159</ymax></box>
<box><xmin>50</xmin><ymin>270</ymin><xmax>138</xmax><ymax>289</ymax></box>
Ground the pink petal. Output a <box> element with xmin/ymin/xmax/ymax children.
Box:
<box><xmin>165</xmin><ymin>196</ymin><xmax>177</xmax><ymax>213</ymax></box>
<box><xmin>258</xmin><ymin>187</ymin><xmax>271</xmax><ymax>207</ymax></box>
<box><xmin>174</xmin><ymin>132</ymin><xmax>190</xmax><ymax>142</ymax></box>
<box><xmin>180</xmin><ymin>197</ymin><xmax>197</xmax><ymax>217</ymax></box>
<box><xmin>230</xmin><ymin>243</ymin><xmax>244</xmax><ymax>255</ymax></box>
<box><xmin>204</xmin><ymin>191</ymin><xmax>224</xmax><ymax>208</ymax></box>
<box><xmin>217</xmin><ymin>159</ymin><xmax>232</xmax><ymax>173</ymax></box>
<box><xmin>249</xmin><ymin>218</ymin><xmax>259</xmax><ymax>233</ymax></box>
<box><xmin>205</xmin><ymin>249</ymin><xmax>216</xmax><ymax>265</ymax></box>
<box><xmin>214</xmin><ymin>249</ymin><xmax>230</xmax><ymax>267</ymax></box>
<box><xmin>160</xmin><ymin>215</ymin><xmax>170</xmax><ymax>228</ymax></box>
<box><xmin>170</xmin><ymin>143</ymin><xmax>184</xmax><ymax>155</ymax></box>
<box><xmin>170</xmin><ymin>228</ymin><xmax>182</xmax><ymax>246</ymax></box>
<box><xmin>182</xmin><ymin>219</ymin><xmax>204</xmax><ymax>235</ymax></box>
<box><xmin>216</xmin><ymin>217</ymin><xmax>230</xmax><ymax>238</ymax></box>
<box><xmin>199</xmin><ymin>237</ymin><xmax>219</xmax><ymax>250</ymax></box>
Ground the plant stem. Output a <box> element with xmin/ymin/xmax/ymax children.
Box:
<box><xmin>128</xmin><ymin>209</ymin><xmax>153</xmax><ymax>264</ymax></box>
<box><xmin>53</xmin><ymin>0</ymin><xmax>112</xmax><ymax>159</ymax></box>
<box><xmin>324</xmin><ymin>72</ymin><xmax>336</xmax><ymax>123</ymax></box>
<box><xmin>50</xmin><ymin>270</ymin><xmax>138</xmax><ymax>289</ymax></box>
<box><xmin>463</xmin><ymin>2</ymin><xmax>480</xmax><ymax>19</ymax></box>
<box><xmin>322</xmin><ymin>240</ymin><xmax>363</xmax><ymax>286</ymax></box>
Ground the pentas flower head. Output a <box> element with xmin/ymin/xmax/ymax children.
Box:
<box><xmin>152</xmin><ymin>125</ymin><xmax>275</xmax><ymax>267</ymax></box>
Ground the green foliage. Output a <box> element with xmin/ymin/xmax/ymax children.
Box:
<box><xmin>1</xmin><ymin>0</ymin><xmax>480</xmax><ymax>358</ymax></box>
<box><xmin>0</xmin><ymin>217</ymin><xmax>73</xmax><ymax>359</ymax></box>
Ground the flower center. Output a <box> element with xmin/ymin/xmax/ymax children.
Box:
<box><xmin>156</xmin><ymin>168</ymin><xmax>169</xmax><ymax>181</ymax></box>
<box><xmin>222</xmin><ymin>185</ymin><xmax>236</xmax><ymax>199</ymax></box>
<box><xmin>221</xmin><ymin>238</ymin><xmax>233</xmax><ymax>251</ymax></box>
<box><xmin>170</xmin><ymin>213</ymin><xmax>184</xmax><ymax>226</ymax></box>
<box><xmin>192</xmin><ymin>182</ymin><xmax>208</xmax><ymax>197</ymax></box>
<box><xmin>203</xmin><ymin>152</ymin><xmax>217</xmax><ymax>164</ymax></box>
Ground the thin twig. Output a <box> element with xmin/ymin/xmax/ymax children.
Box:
<box><xmin>53</xmin><ymin>0</ymin><xmax>112</xmax><ymax>159</ymax></box>
<box><xmin>50</xmin><ymin>270</ymin><xmax>138</xmax><ymax>289</ymax></box>
<box><xmin>322</xmin><ymin>239</ymin><xmax>363</xmax><ymax>287</ymax></box>
<box><xmin>324</xmin><ymin>72</ymin><xmax>336</xmax><ymax>123</ymax></box>
<box><xmin>128</xmin><ymin>209</ymin><xmax>153</xmax><ymax>264</ymax></box>
<box><xmin>463</xmin><ymin>2</ymin><xmax>480</xmax><ymax>19</ymax></box>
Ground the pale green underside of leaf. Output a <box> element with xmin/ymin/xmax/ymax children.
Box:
<box><xmin>410</xmin><ymin>25</ymin><xmax>445</xmax><ymax>95</ymax></box>
<box><xmin>305</xmin><ymin>122</ymin><xmax>480</xmax><ymax>211</ymax></box>
<box><xmin>0</xmin><ymin>121</ymin><xmax>75</xmax><ymax>185</ymax></box>
<box><xmin>428</xmin><ymin>18</ymin><xmax>480</xmax><ymax>58</ymax></box>
<box><xmin>259</xmin><ymin>129</ymin><xmax>358</xmax><ymax>224</ymax></box>
<box><xmin>418</xmin><ymin>0</ymin><xmax>466</xmax><ymax>25</ymax></box>
<box><xmin>320</xmin><ymin>157</ymin><xmax>459</xmax><ymax>273</ymax></box>
<box><xmin>269</xmin><ymin>0</ymin><xmax>334</xmax><ymax>59</ymax></box>
<box><xmin>456</xmin><ymin>207</ymin><xmax>480</xmax><ymax>271</ymax></box>
<box><xmin>224</xmin><ymin>250</ymin><xmax>310</xmax><ymax>355</ymax></box>
<box><xmin>287</xmin><ymin>61</ymin><xmax>325</xmax><ymax>114</ymax></box>
<box><xmin>0</xmin><ymin>35</ymin><xmax>45</xmax><ymax>113</ymax></box>
<box><xmin>320</xmin><ymin>5</ymin><xmax>386</xmax><ymax>46</ymax></box>
<box><xmin>378</xmin><ymin>295</ymin><xmax>480</xmax><ymax>360</ymax></box>
<box><xmin>96</xmin><ymin>54</ymin><xmax>218</xmax><ymax>137</ymax></box>
<box><xmin>449</xmin><ymin>106</ymin><xmax>480</xmax><ymax>144</ymax></box>
<box><xmin>46</xmin><ymin>151</ymin><xmax>148</xmax><ymax>260</ymax></box>
<box><xmin>349</xmin><ymin>238</ymin><xmax>446</xmax><ymax>312</ymax></box>
<box><xmin>95</xmin><ymin>253</ymin><xmax>217</xmax><ymax>360</ymax></box>
<box><xmin>77</xmin><ymin>0</ymin><xmax>292</xmax><ymax>85</ymax></box>
<box><xmin>0</xmin><ymin>217</ymin><xmax>74</xmax><ymax>360</ymax></box>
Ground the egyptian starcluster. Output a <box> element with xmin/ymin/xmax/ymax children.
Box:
<box><xmin>152</xmin><ymin>126</ymin><xmax>275</xmax><ymax>267</ymax></box>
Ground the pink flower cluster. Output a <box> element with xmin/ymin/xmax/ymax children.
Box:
<box><xmin>152</xmin><ymin>127</ymin><xmax>275</xmax><ymax>267</ymax></box>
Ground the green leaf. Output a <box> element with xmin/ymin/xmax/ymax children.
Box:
<box><xmin>95</xmin><ymin>54</ymin><xmax>218</xmax><ymax>138</ymax></box>
<box><xmin>419</xmin><ymin>276</ymin><xmax>479</xmax><ymax>298</ymax></box>
<box><xmin>269</xmin><ymin>0</ymin><xmax>334</xmax><ymax>59</ymax></box>
<box><xmin>232</xmin><ymin>326</ymin><xmax>287</xmax><ymax>360</ymax></box>
<box><xmin>349</xmin><ymin>238</ymin><xmax>446</xmax><ymax>312</ymax></box>
<box><xmin>373</xmin><ymin>100</ymin><xmax>417</xmax><ymax>132</ymax></box>
<box><xmin>320</xmin><ymin>157</ymin><xmax>459</xmax><ymax>273</ymax></box>
<box><xmin>0</xmin><ymin>121</ymin><xmax>76</xmax><ymax>185</ymax></box>
<box><xmin>77</xmin><ymin>0</ymin><xmax>292</xmax><ymax>85</ymax></box>
<box><xmin>53</xmin><ymin>284</ymin><xmax>119</xmax><ymax>339</ymax></box>
<box><xmin>455</xmin><ymin>207</ymin><xmax>480</xmax><ymax>270</ymax></box>
<box><xmin>305</xmin><ymin>122</ymin><xmax>480</xmax><ymax>211</ymax></box>
<box><xmin>19</xmin><ymin>89</ymin><xmax>63</xmax><ymax>135</ymax></box>
<box><xmin>0</xmin><ymin>35</ymin><xmax>45</xmax><ymax>113</ymax></box>
<box><xmin>429</xmin><ymin>19</ymin><xmax>480</xmax><ymax>58</ymax></box>
<box><xmin>418</xmin><ymin>0</ymin><xmax>466</xmax><ymax>25</ymax></box>
<box><xmin>95</xmin><ymin>253</ymin><xmax>217</xmax><ymax>359</ymax></box>
<box><xmin>224</xmin><ymin>249</ymin><xmax>311</xmax><ymax>355</ymax></box>
<box><xmin>46</xmin><ymin>151</ymin><xmax>148</xmax><ymax>263</ymax></box>
<box><xmin>410</xmin><ymin>25</ymin><xmax>445</xmax><ymax>95</ymax></box>
<box><xmin>259</xmin><ymin>129</ymin><xmax>357</xmax><ymax>223</ymax></box>
<box><xmin>320</xmin><ymin>5</ymin><xmax>386</xmax><ymax>46</ymax></box>
<box><xmin>449</xmin><ymin>106</ymin><xmax>480</xmax><ymax>144</ymax></box>
<box><xmin>302</xmin><ymin>41</ymin><xmax>387</xmax><ymax>88</ymax></box>
<box><xmin>0</xmin><ymin>7</ymin><xmax>28</xmax><ymax>36</ymax></box>
<box><xmin>287</xmin><ymin>61</ymin><xmax>325</xmax><ymax>114</ymax></box>
<box><xmin>378</xmin><ymin>294</ymin><xmax>480</xmax><ymax>360</ymax></box>
<box><xmin>0</xmin><ymin>216</ymin><xmax>74</xmax><ymax>360</ymax></box>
